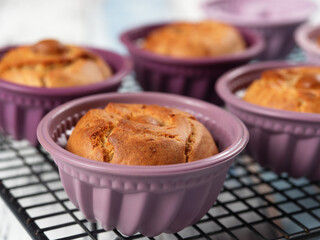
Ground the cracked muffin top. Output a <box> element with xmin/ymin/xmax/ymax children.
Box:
<box><xmin>0</xmin><ymin>39</ymin><xmax>112</xmax><ymax>88</ymax></box>
<box><xmin>143</xmin><ymin>21</ymin><xmax>246</xmax><ymax>58</ymax></box>
<box><xmin>66</xmin><ymin>103</ymin><xmax>219</xmax><ymax>165</ymax></box>
<box><xmin>243</xmin><ymin>67</ymin><xmax>320</xmax><ymax>113</ymax></box>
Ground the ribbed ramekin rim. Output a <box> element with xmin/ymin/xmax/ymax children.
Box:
<box><xmin>119</xmin><ymin>22</ymin><xmax>265</xmax><ymax>65</ymax></box>
<box><xmin>0</xmin><ymin>46</ymin><xmax>132</xmax><ymax>97</ymax></box>
<box><xmin>202</xmin><ymin>0</ymin><xmax>316</xmax><ymax>28</ymax></box>
<box><xmin>216</xmin><ymin>60</ymin><xmax>320</xmax><ymax>122</ymax></box>
<box><xmin>37</xmin><ymin>92</ymin><xmax>249</xmax><ymax>176</ymax></box>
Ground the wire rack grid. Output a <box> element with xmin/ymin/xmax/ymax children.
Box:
<box><xmin>1</xmin><ymin>131</ymin><xmax>320</xmax><ymax>240</ymax></box>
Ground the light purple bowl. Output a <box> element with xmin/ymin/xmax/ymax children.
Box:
<box><xmin>37</xmin><ymin>92</ymin><xmax>249</xmax><ymax>236</ymax></box>
<box><xmin>203</xmin><ymin>0</ymin><xmax>316</xmax><ymax>60</ymax></box>
<box><xmin>216</xmin><ymin>61</ymin><xmax>320</xmax><ymax>180</ymax></box>
<box><xmin>295</xmin><ymin>23</ymin><xmax>320</xmax><ymax>63</ymax></box>
<box><xmin>120</xmin><ymin>22</ymin><xmax>264</xmax><ymax>105</ymax></box>
<box><xmin>0</xmin><ymin>46</ymin><xmax>131</xmax><ymax>145</ymax></box>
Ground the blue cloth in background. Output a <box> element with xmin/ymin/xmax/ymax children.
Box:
<box><xmin>102</xmin><ymin>0</ymin><xmax>173</xmax><ymax>54</ymax></box>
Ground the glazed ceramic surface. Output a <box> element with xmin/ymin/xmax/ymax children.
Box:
<box><xmin>120</xmin><ymin>23</ymin><xmax>264</xmax><ymax>105</ymax></box>
<box><xmin>295</xmin><ymin>23</ymin><xmax>320</xmax><ymax>64</ymax></box>
<box><xmin>0</xmin><ymin>46</ymin><xmax>131</xmax><ymax>145</ymax></box>
<box><xmin>37</xmin><ymin>92</ymin><xmax>249</xmax><ymax>236</ymax></box>
<box><xmin>216</xmin><ymin>61</ymin><xmax>320</xmax><ymax>180</ymax></box>
<box><xmin>203</xmin><ymin>0</ymin><xmax>315</xmax><ymax>59</ymax></box>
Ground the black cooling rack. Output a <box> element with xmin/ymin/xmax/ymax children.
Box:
<box><xmin>1</xmin><ymin>132</ymin><xmax>320</xmax><ymax>240</ymax></box>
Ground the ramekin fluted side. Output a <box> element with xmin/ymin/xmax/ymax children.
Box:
<box><xmin>120</xmin><ymin>23</ymin><xmax>264</xmax><ymax>105</ymax></box>
<box><xmin>216</xmin><ymin>61</ymin><xmax>320</xmax><ymax>180</ymax></box>
<box><xmin>0</xmin><ymin>46</ymin><xmax>131</xmax><ymax>145</ymax></box>
<box><xmin>228</xmin><ymin>105</ymin><xmax>320</xmax><ymax>180</ymax></box>
<box><xmin>133</xmin><ymin>59</ymin><xmax>244</xmax><ymax>104</ymax></box>
<box><xmin>0</xmin><ymin>93</ymin><xmax>66</xmax><ymax>144</ymax></box>
<box><xmin>203</xmin><ymin>0</ymin><xmax>315</xmax><ymax>60</ymax></box>
<box><xmin>56</xmin><ymin>156</ymin><xmax>231</xmax><ymax>236</ymax></box>
<box><xmin>37</xmin><ymin>92</ymin><xmax>249</xmax><ymax>236</ymax></box>
<box><xmin>252</xmin><ymin>24</ymin><xmax>301</xmax><ymax>60</ymax></box>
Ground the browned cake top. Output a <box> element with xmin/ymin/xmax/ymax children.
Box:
<box><xmin>0</xmin><ymin>39</ymin><xmax>112</xmax><ymax>88</ymax></box>
<box><xmin>66</xmin><ymin>103</ymin><xmax>219</xmax><ymax>166</ymax></box>
<box><xmin>243</xmin><ymin>67</ymin><xmax>320</xmax><ymax>113</ymax></box>
<box><xmin>143</xmin><ymin>21</ymin><xmax>246</xmax><ymax>58</ymax></box>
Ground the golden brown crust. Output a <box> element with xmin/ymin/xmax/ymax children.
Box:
<box><xmin>0</xmin><ymin>39</ymin><xmax>112</xmax><ymax>87</ymax></box>
<box><xmin>143</xmin><ymin>21</ymin><xmax>246</xmax><ymax>58</ymax></box>
<box><xmin>66</xmin><ymin>103</ymin><xmax>219</xmax><ymax>166</ymax></box>
<box><xmin>243</xmin><ymin>67</ymin><xmax>320</xmax><ymax>113</ymax></box>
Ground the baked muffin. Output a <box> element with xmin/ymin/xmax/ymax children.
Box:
<box><xmin>0</xmin><ymin>39</ymin><xmax>112</xmax><ymax>87</ymax></box>
<box><xmin>66</xmin><ymin>103</ymin><xmax>219</xmax><ymax>165</ymax></box>
<box><xmin>243</xmin><ymin>67</ymin><xmax>320</xmax><ymax>113</ymax></box>
<box><xmin>143</xmin><ymin>21</ymin><xmax>246</xmax><ymax>58</ymax></box>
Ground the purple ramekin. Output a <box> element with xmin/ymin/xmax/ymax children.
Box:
<box><xmin>295</xmin><ymin>23</ymin><xmax>320</xmax><ymax>64</ymax></box>
<box><xmin>203</xmin><ymin>0</ymin><xmax>316</xmax><ymax>60</ymax></box>
<box><xmin>0</xmin><ymin>46</ymin><xmax>132</xmax><ymax>145</ymax></box>
<box><xmin>216</xmin><ymin>61</ymin><xmax>320</xmax><ymax>180</ymax></box>
<box><xmin>37</xmin><ymin>92</ymin><xmax>249</xmax><ymax>236</ymax></box>
<box><xmin>120</xmin><ymin>22</ymin><xmax>264</xmax><ymax>105</ymax></box>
